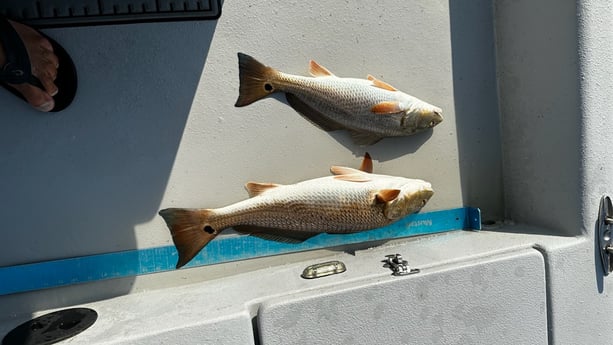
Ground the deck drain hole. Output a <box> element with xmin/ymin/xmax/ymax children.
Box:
<box><xmin>2</xmin><ymin>307</ymin><xmax>97</xmax><ymax>345</ymax></box>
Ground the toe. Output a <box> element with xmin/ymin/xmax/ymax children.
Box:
<box><xmin>10</xmin><ymin>82</ymin><xmax>55</xmax><ymax>112</ymax></box>
<box><xmin>37</xmin><ymin>36</ymin><xmax>54</xmax><ymax>52</ymax></box>
<box><xmin>42</xmin><ymin>48</ymin><xmax>59</xmax><ymax>69</ymax></box>
<box><xmin>40</xmin><ymin>77</ymin><xmax>59</xmax><ymax>97</ymax></box>
<box><xmin>35</xmin><ymin>62</ymin><xmax>59</xmax><ymax>95</ymax></box>
<box><xmin>31</xmin><ymin>51</ymin><xmax>60</xmax><ymax>95</ymax></box>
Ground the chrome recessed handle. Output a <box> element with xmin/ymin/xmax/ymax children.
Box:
<box><xmin>301</xmin><ymin>261</ymin><xmax>346</xmax><ymax>279</ymax></box>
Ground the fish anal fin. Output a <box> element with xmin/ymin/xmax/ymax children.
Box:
<box><xmin>309</xmin><ymin>60</ymin><xmax>335</xmax><ymax>77</ymax></box>
<box><xmin>368</xmin><ymin>75</ymin><xmax>398</xmax><ymax>91</ymax></box>
<box><xmin>375</xmin><ymin>189</ymin><xmax>401</xmax><ymax>203</ymax></box>
<box><xmin>245</xmin><ymin>182</ymin><xmax>281</xmax><ymax>197</ymax></box>
<box><xmin>234</xmin><ymin>226</ymin><xmax>319</xmax><ymax>243</ymax></box>
<box><xmin>359</xmin><ymin>152</ymin><xmax>373</xmax><ymax>173</ymax></box>
<box><xmin>333</xmin><ymin>173</ymin><xmax>372</xmax><ymax>182</ymax></box>
<box><xmin>286</xmin><ymin>93</ymin><xmax>344</xmax><ymax>131</ymax></box>
<box><xmin>158</xmin><ymin>208</ymin><xmax>220</xmax><ymax>269</ymax></box>
<box><xmin>349</xmin><ymin>131</ymin><xmax>384</xmax><ymax>146</ymax></box>
<box><xmin>371</xmin><ymin>101</ymin><xmax>403</xmax><ymax>115</ymax></box>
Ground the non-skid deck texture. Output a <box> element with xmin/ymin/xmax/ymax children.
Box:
<box><xmin>0</xmin><ymin>0</ymin><xmax>221</xmax><ymax>27</ymax></box>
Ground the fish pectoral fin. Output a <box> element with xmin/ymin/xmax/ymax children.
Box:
<box><xmin>359</xmin><ymin>152</ymin><xmax>373</xmax><ymax>173</ymax></box>
<box><xmin>333</xmin><ymin>173</ymin><xmax>372</xmax><ymax>182</ymax></box>
<box><xmin>234</xmin><ymin>226</ymin><xmax>319</xmax><ymax>243</ymax></box>
<box><xmin>371</xmin><ymin>101</ymin><xmax>403</xmax><ymax>115</ymax></box>
<box><xmin>309</xmin><ymin>60</ymin><xmax>336</xmax><ymax>77</ymax></box>
<box><xmin>367</xmin><ymin>75</ymin><xmax>398</xmax><ymax>91</ymax></box>
<box><xmin>375</xmin><ymin>189</ymin><xmax>401</xmax><ymax>203</ymax></box>
<box><xmin>349</xmin><ymin>131</ymin><xmax>384</xmax><ymax>146</ymax></box>
<box><xmin>245</xmin><ymin>182</ymin><xmax>282</xmax><ymax>197</ymax></box>
<box><xmin>286</xmin><ymin>93</ymin><xmax>345</xmax><ymax>131</ymax></box>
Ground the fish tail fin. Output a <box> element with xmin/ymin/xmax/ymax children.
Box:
<box><xmin>235</xmin><ymin>52</ymin><xmax>280</xmax><ymax>107</ymax></box>
<box><xmin>158</xmin><ymin>208</ymin><xmax>220</xmax><ymax>269</ymax></box>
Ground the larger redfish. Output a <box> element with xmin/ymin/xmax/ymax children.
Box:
<box><xmin>159</xmin><ymin>154</ymin><xmax>434</xmax><ymax>268</ymax></box>
<box><xmin>235</xmin><ymin>53</ymin><xmax>443</xmax><ymax>145</ymax></box>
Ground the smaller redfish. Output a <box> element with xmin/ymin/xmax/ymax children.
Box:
<box><xmin>159</xmin><ymin>154</ymin><xmax>434</xmax><ymax>268</ymax></box>
<box><xmin>235</xmin><ymin>53</ymin><xmax>443</xmax><ymax>145</ymax></box>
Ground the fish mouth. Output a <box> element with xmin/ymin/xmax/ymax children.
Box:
<box><xmin>428</xmin><ymin>110</ymin><xmax>443</xmax><ymax>127</ymax></box>
<box><xmin>414</xmin><ymin>186</ymin><xmax>434</xmax><ymax>207</ymax></box>
<box><xmin>384</xmin><ymin>185</ymin><xmax>434</xmax><ymax>220</ymax></box>
<box><xmin>421</xmin><ymin>188</ymin><xmax>434</xmax><ymax>204</ymax></box>
<box><xmin>415</xmin><ymin>109</ymin><xmax>443</xmax><ymax>129</ymax></box>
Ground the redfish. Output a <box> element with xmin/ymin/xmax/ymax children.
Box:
<box><xmin>235</xmin><ymin>53</ymin><xmax>443</xmax><ymax>145</ymax></box>
<box><xmin>159</xmin><ymin>154</ymin><xmax>433</xmax><ymax>268</ymax></box>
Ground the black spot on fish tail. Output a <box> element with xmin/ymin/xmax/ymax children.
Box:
<box><xmin>235</xmin><ymin>53</ymin><xmax>279</xmax><ymax>107</ymax></box>
<box><xmin>158</xmin><ymin>208</ymin><xmax>220</xmax><ymax>268</ymax></box>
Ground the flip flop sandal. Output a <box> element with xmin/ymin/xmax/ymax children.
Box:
<box><xmin>0</xmin><ymin>16</ymin><xmax>77</xmax><ymax>112</ymax></box>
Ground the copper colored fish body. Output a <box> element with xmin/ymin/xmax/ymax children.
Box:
<box><xmin>235</xmin><ymin>53</ymin><xmax>443</xmax><ymax>145</ymax></box>
<box><xmin>159</xmin><ymin>154</ymin><xmax>434</xmax><ymax>268</ymax></box>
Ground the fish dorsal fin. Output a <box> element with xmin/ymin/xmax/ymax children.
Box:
<box><xmin>309</xmin><ymin>60</ymin><xmax>336</xmax><ymax>77</ymax></box>
<box><xmin>371</xmin><ymin>101</ymin><xmax>403</xmax><ymax>115</ymax></box>
<box><xmin>368</xmin><ymin>75</ymin><xmax>398</xmax><ymax>91</ymax></box>
<box><xmin>375</xmin><ymin>189</ymin><xmax>401</xmax><ymax>203</ymax></box>
<box><xmin>349</xmin><ymin>130</ymin><xmax>384</xmax><ymax>146</ymax></box>
<box><xmin>245</xmin><ymin>182</ymin><xmax>281</xmax><ymax>197</ymax></box>
<box><xmin>360</xmin><ymin>152</ymin><xmax>373</xmax><ymax>173</ymax></box>
<box><xmin>234</xmin><ymin>226</ymin><xmax>319</xmax><ymax>243</ymax></box>
<box><xmin>333</xmin><ymin>173</ymin><xmax>372</xmax><ymax>182</ymax></box>
<box><xmin>286</xmin><ymin>93</ymin><xmax>345</xmax><ymax>131</ymax></box>
<box><xmin>330</xmin><ymin>166</ymin><xmax>364</xmax><ymax>176</ymax></box>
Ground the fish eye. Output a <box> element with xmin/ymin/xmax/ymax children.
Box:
<box><xmin>264</xmin><ymin>83</ymin><xmax>273</xmax><ymax>92</ymax></box>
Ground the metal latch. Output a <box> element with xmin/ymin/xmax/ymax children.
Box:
<box><xmin>383</xmin><ymin>254</ymin><xmax>419</xmax><ymax>276</ymax></box>
<box><xmin>598</xmin><ymin>196</ymin><xmax>613</xmax><ymax>276</ymax></box>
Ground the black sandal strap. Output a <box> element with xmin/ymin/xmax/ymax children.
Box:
<box><xmin>0</xmin><ymin>16</ymin><xmax>31</xmax><ymax>84</ymax></box>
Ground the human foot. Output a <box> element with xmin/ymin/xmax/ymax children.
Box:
<box><xmin>0</xmin><ymin>17</ymin><xmax>76</xmax><ymax>112</ymax></box>
<box><xmin>0</xmin><ymin>20</ymin><xmax>59</xmax><ymax>111</ymax></box>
